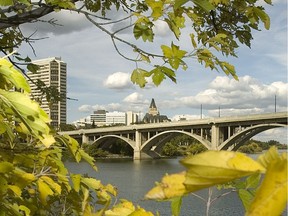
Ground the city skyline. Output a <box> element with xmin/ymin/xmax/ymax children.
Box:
<box><xmin>18</xmin><ymin>0</ymin><xmax>287</xmax><ymax>143</ymax></box>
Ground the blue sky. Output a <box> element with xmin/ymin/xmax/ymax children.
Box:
<box><xmin>18</xmin><ymin>0</ymin><xmax>287</xmax><ymax>143</ymax></box>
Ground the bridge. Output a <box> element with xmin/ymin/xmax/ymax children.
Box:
<box><xmin>60</xmin><ymin>112</ymin><xmax>287</xmax><ymax>160</ymax></box>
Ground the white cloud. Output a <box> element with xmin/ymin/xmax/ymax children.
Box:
<box><xmin>103</xmin><ymin>72</ymin><xmax>134</xmax><ymax>89</ymax></box>
<box><xmin>123</xmin><ymin>92</ymin><xmax>144</xmax><ymax>103</ymax></box>
<box><xmin>78</xmin><ymin>105</ymin><xmax>92</xmax><ymax>112</ymax></box>
<box><xmin>173</xmin><ymin>76</ymin><xmax>287</xmax><ymax>111</ymax></box>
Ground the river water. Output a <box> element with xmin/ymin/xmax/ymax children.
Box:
<box><xmin>66</xmin><ymin>157</ymin><xmax>252</xmax><ymax>216</ymax></box>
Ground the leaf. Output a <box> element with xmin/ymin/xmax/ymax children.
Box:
<box><xmin>192</xmin><ymin>0</ymin><xmax>215</xmax><ymax>12</ymax></box>
<box><xmin>105</xmin><ymin>199</ymin><xmax>135</xmax><ymax>216</ymax></box>
<box><xmin>238</xmin><ymin>189</ymin><xmax>254</xmax><ymax>211</ymax></box>
<box><xmin>0</xmin><ymin>161</ymin><xmax>14</xmax><ymax>173</ymax></box>
<box><xmin>246</xmin><ymin>153</ymin><xmax>287</xmax><ymax>215</ymax></box>
<box><xmin>257</xmin><ymin>146</ymin><xmax>279</xmax><ymax>168</ymax></box>
<box><xmin>161</xmin><ymin>43</ymin><xmax>187</xmax><ymax>69</ymax></box>
<box><xmin>171</xmin><ymin>197</ymin><xmax>182</xmax><ymax>216</ymax></box>
<box><xmin>81</xmin><ymin>177</ymin><xmax>102</xmax><ymax>190</ymax></box>
<box><xmin>145</xmin><ymin>172</ymin><xmax>187</xmax><ymax>200</ymax></box>
<box><xmin>254</xmin><ymin>7</ymin><xmax>270</xmax><ymax>30</ymax></box>
<box><xmin>27</xmin><ymin>63</ymin><xmax>40</xmax><ymax>74</ymax></box>
<box><xmin>41</xmin><ymin>176</ymin><xmax>61</xmax><ymax>195</ymax></box>
<box><xmin>37</xmin><ymin>178</ymin><xmax>54</xmax><ymax>205</ymax></box>
<box><xmin>131</xmin><ymin>68</ymin><xmax>149</xmax><ymax>87</ymax></box>
<box><xmin>0</xmin><ymin>90</ymin><xmax>55</xmax><ymax>147</ymax></box>
<box><xmin>8</xmin><ymin>185</ymin><xmax>22</xmax><ymax>197</ymax></box>
<box><xmin>145</xmin><ymin>0</ymin><xmax>163</xmax><ymax>19</ymax></box>
<box><xmin>0</xmin><ymin>0</ymin><xmax>13</xmax><ymax>6</ymax></box>
<box><xmin>180</xmin><ymin>151</ymin><xmax>265</xmax><ymax>193</ymax></box>
<box><xmin>0</xmin><ymin>58</ymin><xmax>30</xmax><ymax>92</ymax></box>
<box><xmin>71</xmin><ymin>174</ymin><xmax>81</xmax><ymax>192</ymax></box>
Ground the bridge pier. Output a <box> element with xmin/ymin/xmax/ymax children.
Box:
<box><xmin>134</xmin><ymin>130</ymin><xmax>141</xmax><ymax>160</ymax></box>
<box><xmin>211</xmin><ymin>125</ymin><xmax>219</xmax><ymax>150</ymax></box>
<box><xmin>82</xmin><ymin>134</ymin><xmax>89</xmax><ymax>144</ymax></box>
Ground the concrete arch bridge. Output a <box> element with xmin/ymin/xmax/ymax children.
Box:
<box><xmin>60</xmin><ymin>112</ymin><xmax>287</xmax><ymax>160</ymax></box>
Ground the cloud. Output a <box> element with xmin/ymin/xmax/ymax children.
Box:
<box><xmin>123</xmin><ymin>92</ymin><xmax>144</xmax><ymax>103</ymax></box>
<box><xmin>21</xmin><ymin>10</ymin><xmax>92</xmax><ymax>36</ymax></box>
<box><xmin>173</xmin><ymin>76</ymin><xmax>287</xmax><ymax>112</ymax></box>
<box><xmin>103</xmin><ymin>72</ymin><xmax>134</xmax><ymax>89</ymax></box>
<box><xmin>78</xmin><ymin>105</ymin><xmax>93</xmax><ymax>112</ymax></box>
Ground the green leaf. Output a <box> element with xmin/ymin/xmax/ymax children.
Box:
<box><xmin>192</xmin><ymin>0</ymin><xmax>215</xmax><ymax>12</ymax></box>
<box><xmin>254</xmin><ymin>7</ymin><xmax>270</xmax><ymax>30</ymax></box>
<box><xmin>145</xmin><ymin>0</ymin><xmax>163</xmax><ymax>19</ymax></box>
<box><xmin>161</xmin><ymin>43</ymin><xmax>187</xmax><ymax>69</ymax></box>
<box><xmin>174</xmin><ymin>0</ymin><xmax>188</xmax><ymax>10</ymax></box>
<box><xmin>0</xmin><ymin>58</ymin><xmax>30</xmax><ymax>92</ymax></box>
<box><xmin>171</xmin><ymin>197</ymin><xmax>182</xmax><ymax>216</ymax></box>
<box><xmin>0</xmin><ymin>0</ymin><xmax>13</xmax><ymax>6</ymax></box>
<box><xmin>0</xmin><ymin>90</ymin><xmax>55</xmax><ymax>147</ymax></box>
<box><xmin>0</xmin><ymin>161</ymin><xmax>14</xmax><ymax>173</ymax></box>
<box><xmin>238</xmin><ymin>189</ymin><xmax>254</xmax><ymax>211</ymax></box>
<box><xmin>27</xmin><ymin>63</ymin><xmax>40</xmax><ymax>74</ymax></box>
<box><xmin>131</xmin><ymin>68</ymin><xmax>149</xmax><ymax>87</ymax></box>
<box><xmin>151</xmin><ymin>67</ymin><xmax>165</xmax><ymax>86</ymax></box>
<box><xmin>133</xmin><ymin>18</ymin><xmax>154</xmax><ymax>42</ymax></box>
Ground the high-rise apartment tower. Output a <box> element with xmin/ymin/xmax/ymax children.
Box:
<box><xmin>27</xmin><ymin>57</ymin><xmax>67</xmax><ymax>128</ymax></box>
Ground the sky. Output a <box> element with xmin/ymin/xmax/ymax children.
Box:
<box><xmin>17</xmin><ymin>0</ymin><xmax>287</xmax><ymax>143</ymax></box>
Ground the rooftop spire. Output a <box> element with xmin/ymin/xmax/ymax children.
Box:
<box><xmin>149</xmin><ymin>98</ymin><xmax>157</xmax><ymax>109</ymax></box>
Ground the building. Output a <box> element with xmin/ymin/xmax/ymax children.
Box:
<box><xmin>106</xmin><ymin>111</ymin><xmax>126</xmax><ymax>125</ymax></box>
<box><xmin>126</xmin><ymin>111</ymin><xmax>139</xmax><ymax>125</ymax></box>
<box><xmin>142</xmin><ymin>98</ymin><xmax>170</xmax><ymax>123</ymax></box>
<box><xmin>90</xmin><ymin>110</ymin><xmax>107</xmax><ymax>126</ymax></box>
<box><xmin>89</xmin><ymin>110</ymin><xmax>139</xmax><ymax>126</ymax></box>
<box><xmin>27</xmin><ymin>57</ymin><xmax>67</xmax><ymax>128</ymax></box>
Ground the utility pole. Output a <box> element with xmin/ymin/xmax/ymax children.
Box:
<box><xmin>274</xmin><ymin>94</ymin><xmax>277</xmax><ymax>113</ymax></box>
<box><xmin>200</xmin><ymin>104</ymin><xmax>202</xmax><ymax>119</ymax></box>
<box><xmin>218</xmin><ymin>106</ymin><xmax>221</xmax><ymax>117</ymax></box>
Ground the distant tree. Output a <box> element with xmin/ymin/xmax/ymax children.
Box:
<box><xmin>59</xmin><ymin>123</ymin><xmax>77</xmax><ymax>131</ymax></box>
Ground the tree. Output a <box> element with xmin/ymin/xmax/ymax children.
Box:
<box><xmin>1</xmin><ymin>0</ymin><xmax>272</xmax><ymax>88</ymax></box>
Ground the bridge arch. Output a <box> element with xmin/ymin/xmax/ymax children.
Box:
<box><xmin>141</xmin><ymin>130</ymin><xmax>211</xmax><ymax>157</ymax></box>
<box><xmin>92</xmin><ymin>135</ymin><xmax>136</xmax><ymax>150</ymax></box>
<box><xmin>219</xmin><ymin>123</ymin><xmax>287</xmax><ymax>150</ymax></box>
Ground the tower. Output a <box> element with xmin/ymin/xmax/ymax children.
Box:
<box><xmin>148</xmin><ymin>98</ymin><xmax>159</xmax><ymax>116</ymax></box>
<box><xmin>27</xmin><ymin>57</ymin><xmax>67</xmax><ymax>128</ymax></box>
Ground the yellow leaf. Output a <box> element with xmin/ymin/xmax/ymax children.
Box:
<box><xmin>257</xmin><ymin>146</ymin><xmax>280</xmax><ymax>168</ymax></box>
<box><xmin>71</xmin><ymin>174</ymin><xmax>81</xmax><ymax>192</ymax></box>
<box><xmin>105</xmin><ymin>200</ymin><xmax>135</xmax><ymax>216</ymax></box>
<box><xmin>37</xmin><ymin>178</ymin><xmax>54</xmax><ymax>205</ymax></box>
<box><xmin>246</xmin><ymin>153</ymin><xmax>287</xmax><ymax>216</ymax></box>
<box><xmin>8</xmin><ymin>185</ymin><xmax>22</xmax><ymax>197</ymax></box>
<box><xmin>145</xmin><ymin>172</ymin><xmax>187</xmax><ymax>200</ymax></box>
<box><xmin>40</xmin><ymin>176</ymin><xmax>61</xmax><ymax>194</ymax></box>
<box><xmin>181</xmin><ymin>151</ymin><xmax>265</xmax><ymax>192</ymax></box>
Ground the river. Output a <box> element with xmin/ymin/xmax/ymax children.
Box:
<box><xmin>66</xmin><ymin>156</ymin><xmax>259</xmax><ymax>216</ymax></box>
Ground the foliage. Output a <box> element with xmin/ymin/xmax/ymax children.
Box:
<box><xmin>146</xmin><ymin>147</ymin><xmax>287</xmax><ymax>216</ymax></box>
<box><xmin>0</xmin><ymin>56</ymin><xmax>120</xmax><ymax>215</ymax></box>
<box><xmin>238</xmin><ymin>139</ymin><xmax>287</xmax><ymax>153</ymax></box>
<box><xmin>238</xmin><ymin>142</ymin><xmax>262</xmax><ymax>154</ymax></box>
<box><xmin>82</xmin><ymin>143</ymin><xmax>110</xmax><ymax>158</ymax></box>
<box><xmin>0</xmin><ymin>0</ymin><xmax>272</xmax><ymax>88</ymax></box>
<box><xmin>161</xmin><ymin>135</ymin><xmax>207</xmax><ymax>156</ymax></box>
